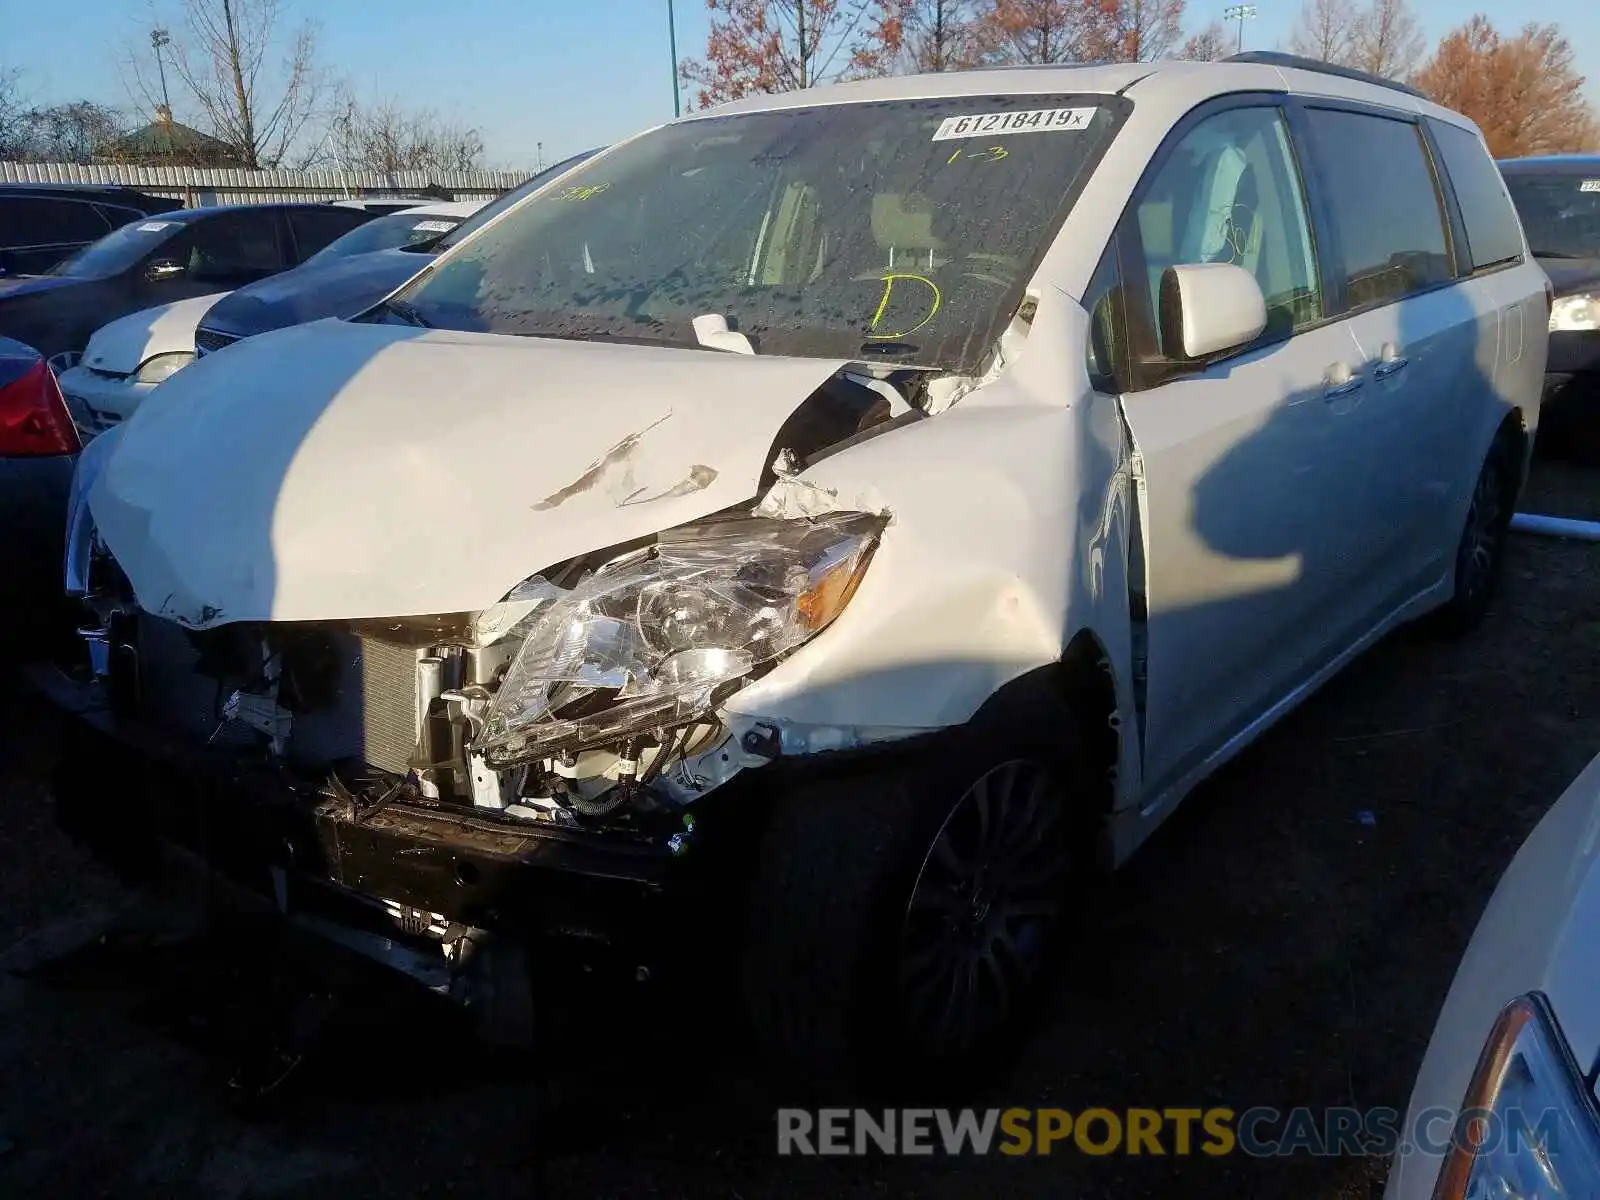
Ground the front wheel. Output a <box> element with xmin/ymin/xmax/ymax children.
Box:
<box><xmin>741</xmin><ymin>720</ymin><xmax>1090</xmax><ymax>1097</ymax></box>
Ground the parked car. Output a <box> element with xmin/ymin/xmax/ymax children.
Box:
<box><xmin>330</xmin><ymin>194</ymin><xmax>455</xmax><ymax>215</ymax></box>
<box><xmin>57</xmin><ymin>203</ymin><xmax>486</xmax><ymax>434</ymax></box>
<box><xmin>0</xmin><ymin>183</ymin><xmax>182</xmax><ymax>277</ymax></box>
<box><xmin>41</xmin><ymin>54</ymin><xmax>1546</xmax><ymax>1092</ymax></box>
<box><xmin>1500</xmin><ymin>155</ymin><xmax>1600</xmax><ymax>454</ymax></box>
<box><xmin>0</xmin><ymin>202</ymin><xmax>377</xmax><ymax>364</ymax></box>
<box><xmin>0</xmin><ymin>337</ymin><xmax>79</xmax><ymax>622</ymax></box>
<box><xmin>195</xmin><ymin>151</ymin><xmax>599</xmax><ymax>354</ymax></box>
<box><xmin>1386</xmin><ymin>750</ymin><xmax>1600</xmax><ymax>1199</ymax></box>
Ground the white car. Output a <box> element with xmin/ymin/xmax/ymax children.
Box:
<box><xmin>46</xmin><ymin>53</ymin><xmax>1547</xmax><ymax>1090</ymax></box>
<box><xmin>56</xmin><ymin>201</ymin><xmax>485</xmax><ymax>434</ymax></box>
<box><xmin>1388</xmin><ymin>751</ymin><xmax>1600</xmax><ymax>1198</ymax></box>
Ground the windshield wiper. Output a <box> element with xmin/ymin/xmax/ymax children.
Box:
<box><xmin>377</xmin><ymin>297</ymin><xmax>432</xmax><ymax>327</ymax></box>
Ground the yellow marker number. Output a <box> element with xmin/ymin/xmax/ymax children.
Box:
<box><xmin>557</xmin><ymin>182</ymin><xmax>611</xmax><ymax>202</ymax></box>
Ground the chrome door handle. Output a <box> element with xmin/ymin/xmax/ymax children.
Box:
<box><xmin>1324</xmin><ymin>376</ymin><xmax>1366</xmax><ymax>399</ymax></box>
<box><xmin>1374</xmin><ymin>356</ymin><xmax>1410</xmax><ymax>379</ymax></box>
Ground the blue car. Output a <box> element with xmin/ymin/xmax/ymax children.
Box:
<box><xmin>195</xmin><ymin>149</ymin><xmax>600</xmax><ymax>355</ymax></box>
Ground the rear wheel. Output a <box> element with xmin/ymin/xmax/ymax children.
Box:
<box><xmin>742</xmin><ymin>713</ymin><xmax>1091</xmax><ymax>1097</ymax></box>
<box><xmin>1432</xmin><ymin>427</ymin><xmax>1519</xmax><ymax>635</ymax></box>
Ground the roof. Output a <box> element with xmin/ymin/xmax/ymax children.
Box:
<box><xmin>1498</xmin><ymin>155</ymin><xmax>1600</xmax><ymax>173</ymax></box>
<box><xmin>0</xmin><ymin>181</ymin><xmax>170</xmax><ymax>200</ymax></box>
<box><xmin>142</xmin><ymin>201</ymin><xmax>371</xmax><ymax>223</ymax></box>
<box><xmin>690</xmin><ymin>57</ymin><xmax>1466</xmax><ymax>128</ymax></box>
<box><xmin>106</xmin><ymin>118</ymin><xmax>246</xmax><ymax>168</ymax></box>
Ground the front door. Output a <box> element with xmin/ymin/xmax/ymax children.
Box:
<box><xmin>1113</xmin><ymin>101</ymin><xmax>1371</xmax><ymax>794</ymax></box>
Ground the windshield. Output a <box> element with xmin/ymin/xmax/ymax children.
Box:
<box><xmin>1504</xmin><ymin>173</ymin><xmax>1600</xmax><ymax>259</ymax></box>
<box><xmin>305</xmin><ymin>211</ymin><xmax>466</xmax><ymax>265</ymax></box>
<box><xmin>49</xmin><ymin>216</ymin><xmax>184</xmax><ymax>278</ymax></box>
<box><xmin>433</xmin><ymin>149</ymin><xmax>603</xmax><ymax>251</ymax></box>
<box><xmin>389</xmin><ymin>97</ymin><xmax>1122</xmax><ymax>369</ymax></box>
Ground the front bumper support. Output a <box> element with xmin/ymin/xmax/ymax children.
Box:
<box><xmin>31</xmin><ymin>664</ymin><xmax>688</xmax><ymax>953</ymax></box>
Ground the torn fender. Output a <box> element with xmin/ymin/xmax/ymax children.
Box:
<box><xmin>88</xmin><ymin>320</ymin><xmax>850</xmax><ymax>628</ymax></box>
<box><xmin>729</xmin><ymin>288</ymin><xmax>1142</xmax><ymax>804</ymax></box>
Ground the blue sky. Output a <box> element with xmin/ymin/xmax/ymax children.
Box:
<box><xmin>4</xmin><ymin>0</ymin><xmax>1598</xmax><ymax>168</ymax></box>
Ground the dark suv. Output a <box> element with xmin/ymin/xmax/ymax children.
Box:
<box><xmin>0</xmin><ymin>183</ymin><xmax>183</xmax><ymax>276</ymax></box>
<box><xmin>0</xmin><ymin>202</ymin><xmax>376</xmax><ymax>362</ymax></box>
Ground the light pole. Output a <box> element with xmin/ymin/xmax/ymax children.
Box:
<box><xmin>149</xmin><ymin>27</ymin><xmax>173</xmax><ymax>114</ymax></box>
<box><xmin>667</xmin><ymin>0</ymin><xmax>681</xmax><ymax>118</ymax></box>
<box><xmin>1223</xmin><ymin>5</ymin><xmax>1257</xmax><ymax>53</ymax></box>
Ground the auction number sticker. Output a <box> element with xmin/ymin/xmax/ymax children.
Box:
<box><xmin>1582</xmin><ymin>180</ymin><xmax>1600</xmax><ymax>193</ymax></box>
<box><xmin>932</xmin><ymin>107</ymin><xmax>1096</xmax><ymax>141</ymax></box>
<box><xmin>137</xmin><ymin>221</ymin><xmax>175</xmax><ymax>231</ymax></box>
<box><xmin>411</xmin><ymin>220</ymin><xmax>455</xmax><ymax>232</ymax></box>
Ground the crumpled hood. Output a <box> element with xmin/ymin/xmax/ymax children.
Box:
<box><xmin>200</xmin><ymin>249</ymin><xmax>429</xmax><ymax>340</ymax></box>
<box><xmin>89</xmin><ymin>319</ymin><xmax>849</xmax><ymax>628</ymax></box>
<box><xmin>82</xmin><ymin>292</ymin><xmax>229</xmax><ymax>374</ymax></box>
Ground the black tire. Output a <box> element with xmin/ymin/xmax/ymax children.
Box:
<box><xmin>1431</xmin><ymin>426</ymin><xmax>1520</xmax><ymax>636</ymax></box>
<box><xmin>741</xmin><ymin>706</ymin><xmax>1093</xmax><ymax>1099</ymax></box>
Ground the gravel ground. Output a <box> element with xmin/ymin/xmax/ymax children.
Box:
<box><xmin>0</xmin><ymin>462</ymin><xmax>1597</xmax><ymax>1200</ymax></box>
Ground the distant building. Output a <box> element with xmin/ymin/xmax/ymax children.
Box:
<box><xmin>102</xmin><ymin>106</ymin><xmax>247</xmax><ymax>169</ymax></box>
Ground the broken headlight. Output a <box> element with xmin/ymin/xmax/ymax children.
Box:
<box><xmin>476</xmin><ymin>512</ymin><xmax>884</xmax><ymax>768</ymax></box>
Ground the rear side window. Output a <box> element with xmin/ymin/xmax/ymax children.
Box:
<box><xmin>1429</xmin><ymin>121</ymin><xmax>1523</xmax><ymax>271</ymax></box>
<box><xmin>0</xmin><ymin>197</ymin><xmax>108</xmax><ymax>245</ymax></box>
<box><xmin>286</xmin><ymin>207</ymin><xmax>372</xmax><ymax>262</ymax></box>
<box><xmin>1304</xmin><ymin>109</ymin><xmax>1451</xmax><ymax>310</ymax></box>
<box><xmin>95</xmin><ymin>203</ymin><xmax>148</xmax><ymax>229</ymax></box>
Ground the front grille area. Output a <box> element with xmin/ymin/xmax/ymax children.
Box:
<box><xmin>131</xmin><ymin>615</ymin><xmax>425</xmax><ymax>775</ymax></box>
<box><xmin>193</xmin><ymin>327</ymin><xmax>240</xmax><ymax>356</ymax></box>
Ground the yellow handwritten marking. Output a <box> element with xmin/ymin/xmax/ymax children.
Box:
<box><xmin>866</xmin><ymin>273</ymin><xmax>942</xmax><ymax>340</ymax></box>
<box><xmin>557</xmin><ymin>182</ymin><xmax>611</xmax><ymax>202</ymax></box>
<box><xmin>947</xmin><ymin>145</ymin><xmax>1009</xmax><ymax>165</ymax></box>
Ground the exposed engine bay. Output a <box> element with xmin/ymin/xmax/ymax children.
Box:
<box><xmin>69</xmin><ymin>364</ymin><xmax>942</xmax><ymax>840</ymax></box>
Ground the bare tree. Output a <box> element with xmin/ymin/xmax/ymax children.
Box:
<box><xmin>1177</xmin><ymin>20</ymin><xmax>1232</xmax><ymax>60</ymax></box>
<box><xmin>0</xmin><ymin>72</ymin><xmax>126</xmax><ymax>162</ymax></box>
<box><xmin>328</xmin><ymin>96</ymin><xmax>486</xmax><ymax>174</ymax></box>
<box><xmin>1287</xmin><ymin>0</ymin><xmax>1358</xmax><ymax>64</ymax></box>
<box><xmin>1414</xmin><ymin>18</ymin><xmax>1599</xmax><ymax>158</ymax></box>
<box><xmin>900</xmin><ymin>0</ymin><xmax>984</xmax><ymax>70</ymax></box>
<box><xmin>124</xmin><ymin>0</ymin><xmax>330</xmax><ymax>168</ymax></box>
<box><xmin>0</xmin><ymin>69</ymin><xmax>27</xmax><ymax>158</ymax></box>
<box><xmin>1349</xmin><ymin>0</ymin><xmax>1423</xmax><ymax>79</ymax></box>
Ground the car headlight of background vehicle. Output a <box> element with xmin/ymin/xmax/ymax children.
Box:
<box><xmin>133</xmin><ymin>351</ymin><xmax>194</xmax><ymax>385</ymax></box>
<box><xmin>476</xmin><ymin>511</ymin><xmax>885</xmax><ymax>768</ymax></box>
<box><xmin>1550</xmin><ymin>294</ymin><xmax>1600</xmax><ymax>333</ymax></box>
<box><xmin>1433</xmin><ymin>993</ymin><xmax>1600</xmax><ymax>1198</ymax></box>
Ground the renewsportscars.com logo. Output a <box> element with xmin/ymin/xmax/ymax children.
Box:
<box><xmin>777</xmin><ymin>1106</ymin><xmax>1567</xmax><ymax>1158</ymax></box>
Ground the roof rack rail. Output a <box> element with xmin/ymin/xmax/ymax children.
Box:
<box><xmin>1223</xmin><ymin>51</ymin><xmax>1427</xmax><ymax>100</ymax></box>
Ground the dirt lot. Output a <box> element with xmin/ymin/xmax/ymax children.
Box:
<box><xmin>1</xmin><ymin>463</ymin><xmax>1598</xmax><ymax>1200</ymax></box>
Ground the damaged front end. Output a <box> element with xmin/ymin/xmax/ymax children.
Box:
<box><xmin>44</xmin><ymin>361</ymin><xmax>921</xmax><ymax>1016</ymax></box>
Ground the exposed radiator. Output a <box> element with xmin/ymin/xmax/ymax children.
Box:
<box><xmin>357</xmin><ymin>636</ymin><xmax>429</xmax><ymax>775</ymax></box>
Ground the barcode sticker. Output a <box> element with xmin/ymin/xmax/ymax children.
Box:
<box><xmin>411</xmin><ymin>219</ymin><xmax>455</xmax><ymax>232</ymax></box>
<box><xmin>932</xmin><ymin>107</ymin><xmax>1096</xmax><ymax>141</ymax></box>
<box><xmin>138</xmin><ymin>221</ymin><xmax>174</xmax><ymax>231</ymax></box>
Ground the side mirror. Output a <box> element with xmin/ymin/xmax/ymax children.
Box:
<box><xmin>1158</xmin><ymin>263</ymin><xmax>1267</xmax><ymax>361</ymax></box>
<box><xmin>144</xmin><ymin>258</ymin><xmax>186</xmax><ymax>283</ymax></box>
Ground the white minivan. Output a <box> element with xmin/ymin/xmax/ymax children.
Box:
<box><xmin>45</xmin><ymin>52</ymin><xmax>1547</xmax><ymax>1091</ymax></box>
